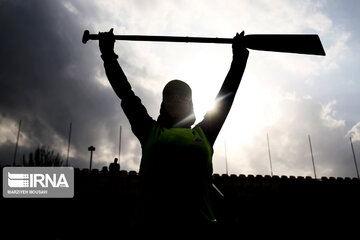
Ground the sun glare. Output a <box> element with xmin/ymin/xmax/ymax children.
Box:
<box><xmin>207</xmin><ymin>101</ymin><xmax>217</xmax><ymax>112</ymax></box>
<box><xmin>196</xmin><ymin>99</ymin><xmax>217</xmax><ymax>115</ymax></box>
<box><xmin>193</xmin><ymin>95</ymin><xmax>218</xmax><ymax>123</ymax></box>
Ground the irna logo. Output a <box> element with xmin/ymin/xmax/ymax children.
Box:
<box><xmin>3</xmin><ymin>167</ymin><xmax>74</xmax><ymax>198</ymax></box>
<box><xmin>8</xmin><ymin>172</ymin><xmax>69</xmax><ymax>188</ymax></box>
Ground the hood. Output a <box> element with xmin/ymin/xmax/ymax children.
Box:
<box><xmin>157</xmin><ymin>80</ymin><xmax>196</xmax><ymax>128</ymax></box>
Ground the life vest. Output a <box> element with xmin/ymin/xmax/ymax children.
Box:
<box><xmin>139</xmin><ymin>125</ymin><xmax>216</xmax><ymax>224</ymax></box>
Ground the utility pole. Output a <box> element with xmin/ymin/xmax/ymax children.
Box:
<box><xmin>308</xmin><ymin>135</ymin><xmax>317</xmax><ymax>179</ymax></box>
<box><xmin>66</xmin><ymin>122</ymin><xmax>72</xmax><ymax>167</ymax></box>
<box><xmin>119</xmin><ymin>125</ymin><xmax>122</xmax><ymax>163</ymax></box>
<box><xmin>13</xmin><ymin>120</ymin><xmax>22</xmax><ymax>166</ymax></box>
<box><xmin>267</xmin><ymin>133</ymin><xmax>273</xmax><ymax>177</ymax></box>
<box><xmin>224</xmin><ymin>140</ymin><xmax>228</xmax><ymax>175</ymax></box>
<box><xmin>350</xmin><ymin>137</ymin><xmax>360</xmax><ymax>179</ymax></box>
<box><xmin>88</xmin><ymin>146</ymin><xmax>95</xmax><ymax>170</ymax></box>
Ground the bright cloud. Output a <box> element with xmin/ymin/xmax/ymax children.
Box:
<box><xmin>321</xmin><ymin>100</ymin><xmax>345</xmax><ymax>129</ymax></box>
<box><xmin>0</xmin><ymin>117</ymin><xmax>29</xmax><ymax>147</ymax></box>
<box><xmin>217</xmin><ymin>93</ymin><xmax>352</xmax><ymax>177</ymax></box>
<box><xmin>346</xmin><ymin>122</ymin><xmax>360</xmax><ymax>143</ymax></box>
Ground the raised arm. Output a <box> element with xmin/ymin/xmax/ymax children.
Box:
<box><xmin>99</xmin><ymin>29</ymin><xmax>154</xmax><ymax>143</ymax></box>
<box><xmin>197</xmin><ymin>31</ymin><xmax>249</xmax><ymax>146</ymax></box>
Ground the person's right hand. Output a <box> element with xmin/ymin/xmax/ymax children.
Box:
<box><xmin>99</xmin><ymin>28</ymin><xmax>115</xmax><ymax>56</ymax></box>
<box><xmin>232</xmin><ymin>31</ymin><xmax>249</xmax><ymax>59</ymax></box>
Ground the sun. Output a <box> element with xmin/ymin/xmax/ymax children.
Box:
<box><xmin>193</xmin><ymin>91</ymin><xmax>233</xmax><ymax>123</ymax></box>
<box><xmin>193</xmin><ymin>95</ymin><xmax>218</xmax><ymax>123</ymax></box>
<box><xmin>206</xmin><ymin>101</ymin><xmax>217</xmax><ymax>112</ymax></box>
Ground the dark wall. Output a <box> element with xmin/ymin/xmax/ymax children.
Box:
<box><xmin>1</xmin><ymin>167</ymin><xmax>359</xmax><ymax>237</ymax></box>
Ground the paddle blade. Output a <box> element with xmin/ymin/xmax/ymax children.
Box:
<box><xmin>245</xmin><ymin>34</ymin><xmax>326</xmax><ymax>56</ymax></box>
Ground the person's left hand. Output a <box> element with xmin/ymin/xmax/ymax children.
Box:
<box><xmin>99</xmin><ymin>28</ymin><xmax>116</xmax><ymax>56</ymax></box>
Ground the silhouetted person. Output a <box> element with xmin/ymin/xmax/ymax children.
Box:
<box><xmin>101</xmin><ymin>166</ymin><xmax>108</xmax><ymax>174</ymax></box>
<box><xmin>109</xmin><ymin>157</ymin><xmax>120</xmax><ymax>173</ymax></box>
<box><xmin>98</xmin><ymin>28</ymin><xmax>249</xmax><ymax>226</ymax></box>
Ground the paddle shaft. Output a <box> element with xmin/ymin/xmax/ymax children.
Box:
<box><xmin>82</xmin><ymin>30</ymin><xmax>325</xmax><ymax>56</ymax></box>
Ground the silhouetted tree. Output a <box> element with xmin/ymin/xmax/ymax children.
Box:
<box><xmin>23</xmin><ymin>145</ymin><xmax>63</xmax><ymax>166</ymax></box>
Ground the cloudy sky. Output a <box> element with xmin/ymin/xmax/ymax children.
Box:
<box><xmin>1</xmin><ymin>0</ymin><xmax>359</xmax><ymax>178</ymax></box>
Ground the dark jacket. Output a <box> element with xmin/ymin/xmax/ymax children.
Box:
<box><xmin>101</xmin><ymin>51</ymin><xmax>248</xmax><ymax>225</ymax></box>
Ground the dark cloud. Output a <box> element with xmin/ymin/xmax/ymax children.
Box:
<box><xmin>0</xmin><ymin>0</ymin><xmax>154</xmax><ymax>170</ymax></box>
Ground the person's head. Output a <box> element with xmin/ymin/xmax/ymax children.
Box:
<box><xmin>157</xmin><ymin>80</ymin><xmax>196</xmax><ymax>128</ymax></box>
<box><xmin>114</xmin><ymin>158</ymin><xmax>118</xmax><ymax>163</ymax></box>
